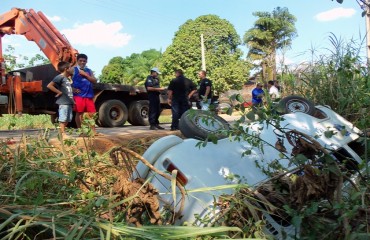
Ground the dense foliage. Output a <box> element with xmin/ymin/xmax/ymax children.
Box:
<box><xmin>99</xmin><ymin>49</ymin><xmax>162</xmax><ymax>85</ymax></box>
<box><xmin>160</xmin><ymin>15</ymin><xmax>251</xmax><ymax>94</ymax></box>
<box><xmin>244</xmin><ymin>7</ymin><xmax>297</xmax><ymax>82</ymax></box>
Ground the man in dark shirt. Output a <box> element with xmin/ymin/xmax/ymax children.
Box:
<box><xmin>198</xmin><ymin>70</ymin><xmax>212</xmax><ymax>110</ymax></box>
<box><xmin>144</xmin><ymin>67</ymin><xmax>165</xmax><ymax>130</ymax></box>
<box><xmin>167</xmin><ymin>69</ymin><xmax>197</xmax><ymax>131</ymax></box>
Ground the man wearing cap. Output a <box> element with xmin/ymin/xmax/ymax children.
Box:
<box><xmin>145</xmin><ymin>67</ymin><xmax>166</xmax><ymax>130</ymax></box>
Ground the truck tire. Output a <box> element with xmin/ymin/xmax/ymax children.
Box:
<box><xmin>98</xmin><ymin>100</ymin><xmax>128</xmax><ymax>127</ymax></box>
<box><xmin>128</xmin><ymin>100</ymin><xmax>149</xmax><ymax>126</ymax></box>
<box><xmin>277</xmin><ymin>95</ymin><xmax>315</xmax><ymax>116</ymax></box>
<box><xmin>179</xmin><ymin>109</ymin><xmax>230</xmax><ymax>140</ymax></box>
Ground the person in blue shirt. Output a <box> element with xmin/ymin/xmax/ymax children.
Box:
<box><xmin>251</xmin><ymin>82</ymin><xmax>265</xmax><ymax>107</ymax></box>
<box><xmin>71</xmin><ymin>53</ymin><xmax>98</xmax><ymax>135</ymax></box>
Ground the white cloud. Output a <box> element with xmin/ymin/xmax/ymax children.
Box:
<box><xmin>61</xmin><ymin>20</ymin><xmax>132</xmax><ymax>48</ymax></box>
<box><xmin>46</xmin><ymin>15</ymin><xmax>61</xmax><ymax>22</ymax></box>
<box><xmin>315</xmin><ymin>7</ymin><xmax>356</xmax><ymax>22</ymax></box>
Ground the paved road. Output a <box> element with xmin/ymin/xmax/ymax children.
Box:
<box><xmin>0</xmin><ymin>114</ymin><xmax>240</xmax><ymax>143</ymax></box>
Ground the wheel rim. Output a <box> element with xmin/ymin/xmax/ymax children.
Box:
<box><xmin>110</xmin><ymin>106</ymin><xmax>123</xmax><ymax>120</ymax></box>
<box><xmin>286</xmin><ymin>100</ymin><xmax>309</xmax><ymax>113</ymax></box>
<box><xmin>194</xmin><ymin>115</ymin><xmax>225</xmax><ymax>133</ymax></box>
<box><xmin>141</xmin><ymin>107</ymin><xmax>148</xmax><ymax>118</ymax></box>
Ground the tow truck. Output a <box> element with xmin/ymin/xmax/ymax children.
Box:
<box><xmin>0</xmin><ymin>8</ymin><xmax>167</xmax><ymax>127</ymax></box>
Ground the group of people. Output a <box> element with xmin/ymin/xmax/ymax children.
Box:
<box><xmin>47</xmin><ymin>53</ymin><xmax>97</xmax><ymax>137</ymax></box>
<box><xmin>48</xmin><ymin>57</ymin><xmax>214</xmax><ymax>134</ymax></box>
<box><xmin>47</xmin><ymin>55</ymin><xmax>283</xmax><ymax>134</ymax></box>
<box><xmin>145</xmin><ymin>68</ymin><xmax>213</xmax><ymax>131</ymax></box>
<box><xmin>251</xmin><ymin>80</ymin><xmax>281</xmax><ymax>107</ymax></box>
<box><xmin>50</xmin><ymin>58</ymin><xmax>283</xmax><ymax>133</ymax></box>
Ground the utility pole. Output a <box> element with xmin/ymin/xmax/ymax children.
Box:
<box><xmin>366</xmin><ymin>0</ymin><xmax>370</xmax><ymax>61</ymax></box>
<box><xmin>201</xmin><ymin>34</ymin><xmax>206</xmax><ymax>71</ymax></box>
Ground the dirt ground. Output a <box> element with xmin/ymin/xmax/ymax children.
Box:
<box><xmin>47</xmin><ymin>129</ymin><xmax>183</xmax><ymax>155</ymax></box>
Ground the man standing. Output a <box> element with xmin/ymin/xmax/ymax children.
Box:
<box><xmin>251</xmin><ymin>82</ymin><xmax>265</xmax><ymax>107</ymax></box>
<box><xmin>71</xmin><ymin>53</ymin><xmax>98</xmax><ymax>135</ymax></box>
<box><xmin>167</xmin><ymin>69</ymin><xmax>197</xmax><ymax>131</ymax></box>
<box><xmin>197</xmin><ymin>70</ymin><xmax>212</xmax><ymax>110</ymax></box>
<box><xmin>144</xmin><ymin>67</ymin><xmax>165</xmax><ymax>130</ymax></box>
<box><xmin>268</xmin><ymin>80</ymin><xmax>280</xmax><ymax>100</ymax></box>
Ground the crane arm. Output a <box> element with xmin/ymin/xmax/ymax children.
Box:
<box><xmin>0</xmin><ymin>8</ymin><xmax>78</xmax><ymax>69</ymax></box>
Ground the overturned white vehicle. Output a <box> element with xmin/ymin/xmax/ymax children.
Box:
<box><xmin>134</xmin><ymin>96</ymin><xmax>366</xmax><ymax>239</ymax></box>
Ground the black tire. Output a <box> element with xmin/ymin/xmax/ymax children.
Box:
<box><xmin>179</xmin><ymin>109</ymin><xmax>230</xmax><ymax>140</ymax></box>
<box><xmin>277</xmin><ymin>95</ymin><xmax>315</xmax><ymax>116</ymax></box>
<box><xmin>128</xmin><ymin>100</ymin><xmax>149</xmax><ymax>126</ymax></box>
<box><xmin>218</xmin><ymin>101</ymin><xmax>232</xmax><ymax>114</ymax></box>
<box><xmin>98</xmin><ymin>100</ymin><xmax>128</xmax><ymax>127</ymax></box>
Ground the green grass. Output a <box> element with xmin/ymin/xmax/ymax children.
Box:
<box><xmin>158</xmin><ymin>114</ymin><xmax>172</xmax><ymax>124</ymax></box>
<box><xmin>0</xmin><ymin>113</ymin><xmax>172</xmax><ymax>130</ymax></box>
<box><xmin>0</xmin><ymin>114</ymin><xmax>55</xmax><ymax>130</ymax></box>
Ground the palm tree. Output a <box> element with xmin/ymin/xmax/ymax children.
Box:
<box><xmin>244</xmin><ymin>7</ymin><xmax>297</xmax><ymax>81</ymax></box>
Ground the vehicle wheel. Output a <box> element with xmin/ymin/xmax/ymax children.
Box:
<box><xmin>277</xmin><ymin>95</ymin><xmax>315</xmax><ymax>116</ymax></box>
<box><xmin>179</xmin><ymin>109</ymin><xmax>230</xmax><ymax>140</ymax></box>
<box><xmin>128</xmin><ymin>100</ymin><xmax>149</xmax><ymax>126</ymax></box>
<box><xmin>218</xmin><ymin>102</ymin><xmax>232</xmax><ymax>114</ymax></box>
<box><xmin>98</xmin><ymin>100</ymin><xmax>128</xmax><ymax>127</ymax></box>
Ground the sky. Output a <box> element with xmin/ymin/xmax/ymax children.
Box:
<box><xmin>1</xmin><ymin>0</ymin><xmax>367</xmax><ymax>77</ymax></box>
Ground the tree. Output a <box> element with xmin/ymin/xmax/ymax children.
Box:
<box><xmin>160</xmin><ymin>15</ymin><xmax>250</xmax><ymax>94</ymax></box>
<box><xmin>3</xmin><ymin>45</ymin><xmax>26</xmax><ymax>71</ymax></box>
<box><xmin>3</xmin><ymin>45</ymin><xmax>50</xmax><ymax>72</ymax></box>
<box><xmin>27</xmin><ymin>54</ymin><xmax>50</xmax><ymax>67</ymax></box>
<box><xmin>243</xmin><ymin>7</ymin><xmax>297</xmax><ymax>81</ymax></box>
<box><xmin>99</xmin><ymin>49</ymin><xmax>162</xmax><ymax>85</ymax></box>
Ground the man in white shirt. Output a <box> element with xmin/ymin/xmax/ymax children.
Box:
<box><xmin>268</xmin><ymin>80</ymin><xmax>280</xmax><ymax>100</ymax></box>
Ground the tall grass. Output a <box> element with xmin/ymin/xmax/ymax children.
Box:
<box><xmin>0</xmin><ymin>134</ymin><xmax>241</xmax><ymax>239</ymax></box>
<box><xmin>280</xmin><ymin>33</ymin><xmax>370</xmax><ymax>129</ymax></box>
